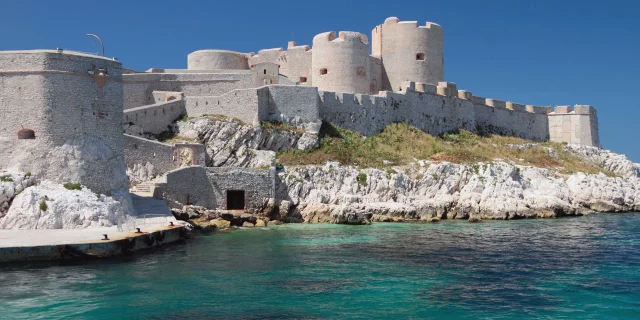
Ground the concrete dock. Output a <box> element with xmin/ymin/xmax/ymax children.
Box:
<box><xmin>0</xmin><ymin>195</ymin><xmax>189</xmax><ymax>263</ymax></box>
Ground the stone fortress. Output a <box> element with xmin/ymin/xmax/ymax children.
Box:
<box><xmin>0</xmin><ymin>17</ymin><xmax>602</xmax><ymax>216</ymax></box>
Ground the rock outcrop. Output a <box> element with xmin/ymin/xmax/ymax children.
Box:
<box><xmin>173</xmin><ymin>117</ymin><xmax>319</xmax><ymax>167</ymax></box>
<box><xmin>0</xmin><ymin>170</ymin><xmax>36</xmax><ymax>219</ymax></box>
<box><xmin>0</xmin><ymin>181</ymin><xmax>134</xmax><ymax>229</ymax></box>
<box><xmin>564</xmin><ymin>144</ymin><xmax>640</xmax><ymax>178</ymax></box>
<box><xmin>276</xmin><ymin>160</ymin><xmax>640</xmax><ymax>222</ymax></box>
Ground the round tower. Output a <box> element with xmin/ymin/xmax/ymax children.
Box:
<box><xmin>311</xmin><ymin>31</ymin><xmax>370</xmax><ymax>94</ymax></box>
<box><xmin>188</xmin><ymin>50</ymin><xmax>250</xmax><ymax>70</ymax></box>
<box><xmin>0</xmin><ymin>50</ymin><xmax>128</xmax><ymax>195</ymax></box>
<box><xmin>372</xmin><ymin>17</ymin><xmax>444</xmax><ymax>91</ymax></box>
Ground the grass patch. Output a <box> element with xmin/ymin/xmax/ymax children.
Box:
<box><xmin>0</xmin><ymin>175</ymin><xmax>13</xmax><ymax>182</ymax></box>
<box><xmin>277</xmin><ymin>122</ymin><xmax>613</xmax><ymax>176</ymax></box>
<box><xmin>63</xmin><ymin>183</ymin><xmax>82</xmax><ymax>191</ymax></box>
<box><xmin>39</xmin><ymin>200</ymin><xmax>48</xmax><ymax>212</ymax></box>
<box><xmin>261</xmin><ymin>120</ymin><xmax>305</xmax><ymax>135</ymax></box>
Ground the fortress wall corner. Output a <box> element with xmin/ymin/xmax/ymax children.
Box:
<box><xmin>548</xmin><ymin>105</ymin><xmax>599</xmax><ymax>147</ymax></box>
<box><xmin>0</xmin><ymin>50</ymin><xmax>128</xmax><ymax>195</ymax></box>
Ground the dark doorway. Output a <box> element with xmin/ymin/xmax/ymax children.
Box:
<box><xmin>227</xmin><ymin>190</ymin><xmax>245</xmax><ymax>211</ymax></box>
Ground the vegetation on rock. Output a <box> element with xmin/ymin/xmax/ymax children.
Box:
<box><xmin>63</xmin><ymin>183</ymin><xmax>82</xmax><ymax>191</ymax></box>
<box><xmin>277</xmin><ymin>122</ymin><xmax>613</xmax><ymax>176</ymax></box>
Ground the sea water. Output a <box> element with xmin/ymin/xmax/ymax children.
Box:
<box><xmin>1</xmin><ymin>213</ymin><xmax>639</xmax><ymax>319</ymax></box>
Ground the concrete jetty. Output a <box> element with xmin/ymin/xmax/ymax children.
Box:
<box><xmin>0</xmin><ymin>196</ymin><xmax>189</xmax><ymax>263</ymax></box>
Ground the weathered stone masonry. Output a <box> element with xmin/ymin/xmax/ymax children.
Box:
<box><xmin>0</xmin><ymin>50</ymin><xmax>128</xmax><ymax>195</ymax></box>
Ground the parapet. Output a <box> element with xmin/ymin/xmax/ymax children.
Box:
<box><xmin>554</xmin><ymin>105</ymin><xmax>572</xmax><ymax>113</ymax></box>
<box><xmin>437</xmin><ymin>82</ymin><xmax>458</xmax><ymax>97</ymax></box>
<box><xmin>313</xmin><ymin>31</ymin><xmax>369</xmax><ymax>45</ymax></box>
<box><xmin>485</xmin><ymin>99</ymin><xmax>507</xmax><ymax>109</ymax></box>
<box><xmin>506</xmin><ymin>102</ymin><xmax>526</xmax><ymax>112</ymax></box>
<box><xmin>550</xmin><ymin>105</ymin><xmax>597</xmax><ymax>114</ymax></box>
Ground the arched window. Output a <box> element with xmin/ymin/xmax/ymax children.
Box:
<box><xmin>17</xmin><ymin>128</ymin><xmax>36</xmax><ymax>139</ymax></box>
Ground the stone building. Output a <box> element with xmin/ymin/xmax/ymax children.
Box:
<box><xmin>0</xmin><ymin>50</ymin><xmax>128</xmax><ymax>195</ymax></box>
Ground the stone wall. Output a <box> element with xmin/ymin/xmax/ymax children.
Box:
<box><xmin>124</xmin><ymin>134</ymin><xmax>175</xmax><ymax>184</ymax></box>
<box><xmin>184</xmin><ymin>86</ymin><xmax>270</xmax><ymax>125</ymax></box>
<box><xmin>266</xmin><ymin>85</ymin><xmax>321</xmax><ymax>131</ymax></box>
<box><xmin>319</xmin><ymin>81</ymin><xmax>568</xmax><ymax>144</ymax></box>
<box><xmin>0</xmin><ymin>50</ymin><xmax>128</xmax><ymax>195</ymax></box>
<box><xmin>162</xmin><ymin>166</ymin><xmax>276</xmax><ymax>213</ymax></box>
<box><xmin>123</xmin><ymin>72</ymin><xmax>255</xmax><ymax>109</ymax></box>
<box><xmin>207</xmin><ymin>167</ymin><xmax>275</xmax><ymax>212</ymax></box>
<box><xmin>124</xmin><ymin>99</ymin><xmax>186</xmax><ymax>135</ymax></box>
<box><xmin>165</xmin><ymin>166</ymin><xmax>216</xmax><ymax>208</ymax></box>
<box><xmin>124</xmin><ymin>135</ymin><xmax>206</xmax><ymax>185</ymax></box>
<box><xmin>548</xmin><ymin>105</ymin><xmax>600</xmax><ymax>147</ymax></box>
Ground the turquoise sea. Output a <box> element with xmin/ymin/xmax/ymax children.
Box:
<box><xmin>1</xmin><ymin>213</ymin><xmax>639</xmax><ymax>319</ymax></box>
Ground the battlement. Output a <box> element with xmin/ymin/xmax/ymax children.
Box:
<box><xmin>287</xmin><ymin>41</ymin><xmax>311</xmax><ymax>51</ymax></box>
<box><xmin>549</xmin><ymin>105</ymin><xmax>597</xmax><ymax>115</ymax></box>
<box><xmin>313</xmin><ymin>31</ymin><xmax>368</xmax><ymax>45</ymax></box>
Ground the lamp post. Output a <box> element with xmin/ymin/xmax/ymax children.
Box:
<box><xmin>86</xmin><ymin>34</ymin><xmax>104</xmax><ymax>56</ymax></box>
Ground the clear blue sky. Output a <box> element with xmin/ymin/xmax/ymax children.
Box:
<box><xmin>2</xmin><ymin>0</ymin><xmax>638</xmax><ymax>161</ymax></box>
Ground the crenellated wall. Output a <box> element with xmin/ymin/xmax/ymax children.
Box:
<box><xmin>548</xmin><ymin>105</ymin><xmax>599</xmax><ymax>147</ymax></box>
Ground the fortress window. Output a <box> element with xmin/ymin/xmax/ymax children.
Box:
<box><xmin>300</xmin><ymin>77</ymin><xmax>307</xmax><ymax>83</ymax></box>
<box><xmin>416</xmin><ymin>52</ymin><xmax>425</xmax><ymax>61</ymax></box>
<box><xmin>320</xmin><ymin>68</ymin><xmax>328</xmax><ymax>75</ymax></box>
<box><xmin>263</xmin><ymin>69</ymin><xmax>267</xmax><ymax>75</ymax></box>
<box><xmin>17</xmin><ymin>128</ymin><xmax>36</xmax><ymax>140</ymax></box>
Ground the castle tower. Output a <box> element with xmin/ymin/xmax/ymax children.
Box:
<box><xmin>188</xmin><ymin>50</ymin><xmax>250</xmax><ymax>70</ymax></box>
<box><xmin>0</xmin><ymin>50</ymin><xmax>128</xmax><ymax>195</ymax></box>
<box><xmin>372</xmin><ymin>17</ymin><xmax>444</xmax><ymax>91</ymax></box>
<box><xmin>311</xmin><ymin>31</ymin><xmax>370</xmax><ymax>94</ymax></box>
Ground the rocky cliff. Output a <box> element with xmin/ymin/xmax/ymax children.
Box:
<box><xmin>174</xmin><ymin>117</ymin><xmax>319</xmax><ymax>168</ymax></box>
<box><xmin>275</xmin><ymin>156</ymin><xmax>639</xmax><ymax>224</ymax></box>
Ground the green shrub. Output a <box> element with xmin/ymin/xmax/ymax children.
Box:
<box><xmin>63</xmin><ymin>183</ymin><xmax>82</xmax><ymax>191</ymax></box>
<box><xmin>0</xmin><ymin>175</ymin><xmax>13</xmax><ymax>182</ymax></box>
<box><xmin>357</xmin><ymin>173</ymin><xmax>367</xmax><ymax>186</ymax></box>
<box><xmin>39</xmin><ymin>200</ymin><xmax>48</xmax><ymax>212</ymax></box>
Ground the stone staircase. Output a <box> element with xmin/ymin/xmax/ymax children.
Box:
<box><xmin>131</xmin><ymin>176</ymin><xmax>167</xmax><ymax>199</ymax></box>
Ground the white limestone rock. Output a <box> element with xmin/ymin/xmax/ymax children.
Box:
<box><xmin>173</xmin><ymin>117</ymin><xmax>318</xmax><ymax>167</ymax></box>
<box><xmin>564</xmin><ymin>144</ymin><xmax>640</xmax><ymax>177</ymax></box>
<box><xmin>0</xmin><ymin>181</ymin><xmax>134</xmax><ymax>230</ymax></box>
<box><xmin>277</xmin><ymin>160</ymin><xmax>640</xmax><ymax>222</ymax></box>
<box><xmin>0</xmin><ymin>170</ymin><xmax>36</xmax><ymax>218</ymax></box>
